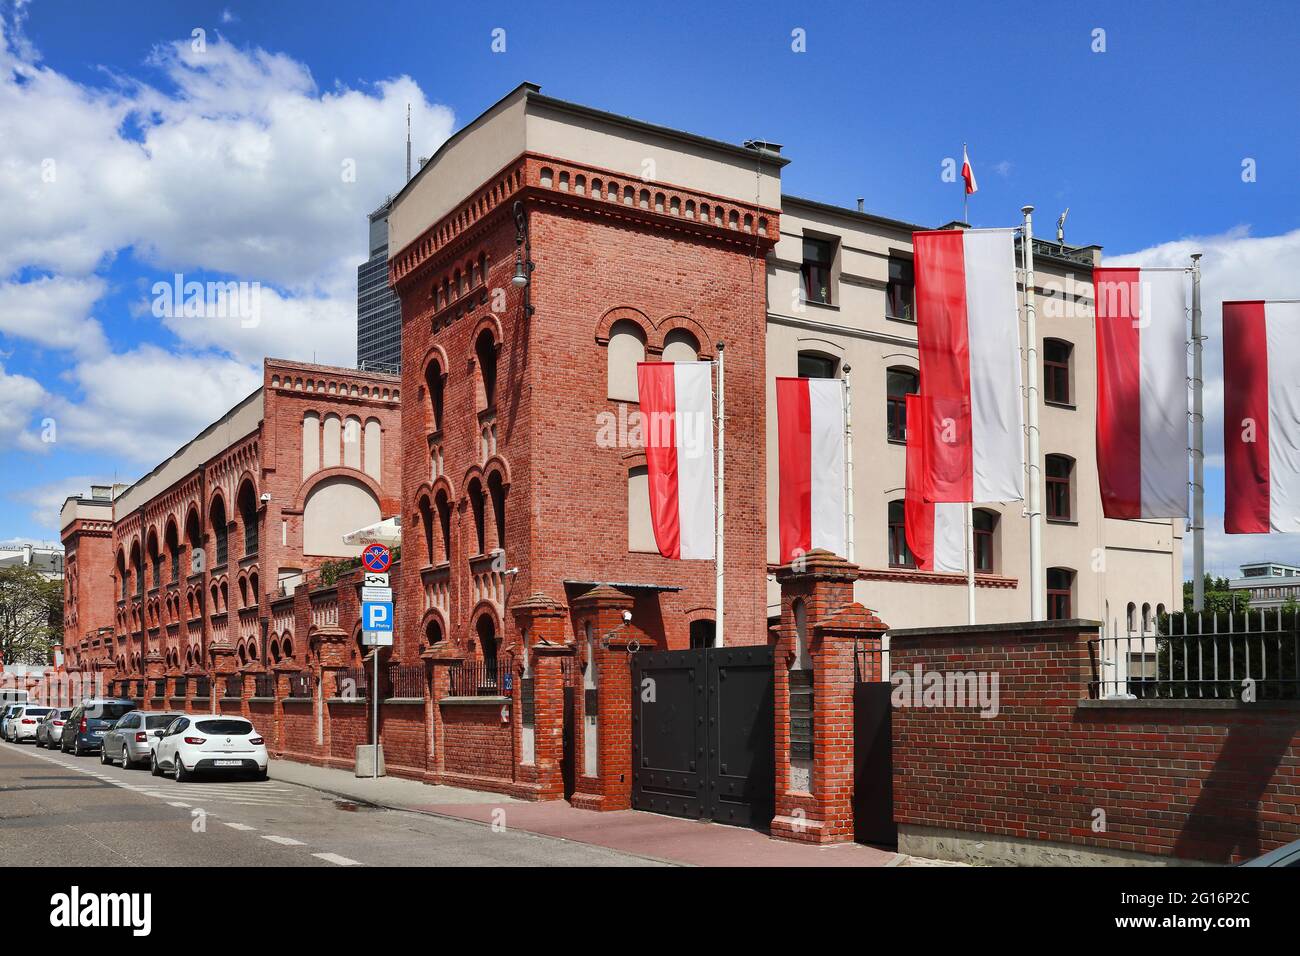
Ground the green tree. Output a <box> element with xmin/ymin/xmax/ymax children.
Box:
<box><xmin>0</xmin><ymin>565</ymin><xmax>63</xmax><ymax>665</ymax></box>
<box><xmin>1182</xmin><ymin>574</ymin><xmax>1249</xmax><ymax>616</ymax></box>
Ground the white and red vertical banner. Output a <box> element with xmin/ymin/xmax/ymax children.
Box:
<box><xmin>1093</xmin><ymin>267</ymin><xmax>1188</xmax><ymax>518</ymax></box>
<box><xmin>961</xmin><ymin>144</ymin><xmax>978</xmax><ymax>195</ymax></box>
<box><xmin>776</xmin><ymin>376</ymin><xmax>847</xmax><ymax>563</ymax></box>
<box><xmin>637</xmin><ymin>361</ymin><xmax>716</xmax><ymax>559</ymax></box>
<box><xmin>913</xmin><ymin>228</ymin><xmax>1025</xmax><ymax>503</ymax></box>
<box><xmin>1223</xmin><ymin>300</ymin><xmax>1300</xmax><ymax>533</ymax></box>
<box><xmin>904</xmin><ymin>394</ymin><xmax>966</xmax><ymax>573</ymax></box>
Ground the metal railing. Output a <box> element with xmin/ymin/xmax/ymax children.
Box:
<box><xmin>224</xmin><ymin>674</ymin><xmax>242</xmax><ymax>699</ymax></box>
<box><xmin>334</xmin><ymin>668</ymin><xmax>368</xmax><ymax>701</ymax></box>
<box><xmin>448</xmin><ymin>657</ymin><xmax>502</xmax><ymax>697</ymax></box>
<box><xmin>388</xmin><ymin>663</ymin><xmax>426</xmax><ymax>699</ymax></box>
<box><xmin>1090</xmin><ymin>610</ymin><xmax>1300</xmax><ymax>701</ymax></box>
<box><xmin>194</xmin><ymin>675</ymin><xmax>210</xmax><ymax>698</ymax></box>
<box><xmin>152</xmin><ymin>678</ymin><xmax>166</xmax><ymax>699</ymax></box>
<box><xmin>287</xmin><ymin>673</ymin><xmax>313</xmax><ymax>699</ymax></box>
<box><xmin>253</xmin><ymin>673</ymin><xmax>275</xmax><ymax>698</ymax></box>
<box><xmin>854</xmin><ymin>641</ymin><xmax>887</xmax><ymax>683</ymax></box>
<box><xmin>174</xmin><ymin>677</ymin><xmax>188</xmax><ymax>698</ymax></box>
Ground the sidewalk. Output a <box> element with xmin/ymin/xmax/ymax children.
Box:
<box><xmin>270</xmin><ymin>759</ymin><xmax>909</xmax><ymax>867</ymax></box>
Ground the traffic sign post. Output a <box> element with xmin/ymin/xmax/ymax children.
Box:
<box><xmin>358</xmin><ymin>543</ymin><xmax>392</xmax><ymax>780</ymax></box>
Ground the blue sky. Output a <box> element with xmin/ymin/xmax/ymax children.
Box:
<box><xmin>2</xmin><ymin>0</ymin><xmax>1298</xmax><ymax>577</ymax></box>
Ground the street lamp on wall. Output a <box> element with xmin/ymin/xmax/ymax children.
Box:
<box><xmin>512</xmin><ymin>200</ymin><xmax>535</xmax><ymax>316</ymax></box>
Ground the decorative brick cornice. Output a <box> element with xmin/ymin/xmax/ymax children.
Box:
<box><xmin>766</xmin><ymin>561</ymin><xmax>1019</xmax><ymax>590</ymax></box>
<box><xmin>390</xmin><ymin>152</ymin><xmax>779</xmax><ymax>293</ymax></box>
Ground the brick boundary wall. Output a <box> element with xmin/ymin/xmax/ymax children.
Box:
<box><xmin>889</xmin><ymin>620</ymin><xmax>1300</xmax><ymax>865</ymax></box>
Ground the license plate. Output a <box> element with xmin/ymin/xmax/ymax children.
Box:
<box><xmin>214</xmin><ymin>759</ymin><xmax>241</xmax><ymax>767</ymax></box>
<box><xmin>93</xmin><ymin>731</ymin><xmax>105</xmax><ymax>736</ymax></box>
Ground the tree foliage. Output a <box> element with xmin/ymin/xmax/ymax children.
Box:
<box><xmin>1182</xmin><ymin>575</ymin><xmax>1250</xmax><ymax>616</ymax></box>
<box><xmin>0</xmin><ymin>565</ymin><xmax>63</xmax><ymax>665</ymax></box>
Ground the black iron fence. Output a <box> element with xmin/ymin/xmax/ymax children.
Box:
<box><xmin>194</xmin><ymin>675</ymin><xmax>210</xmax><ymax>698</ymax></box>
<box><xmin>152</xmin><ymin>678</ymin><xmax>166</xmax><ymax>699</ymax></box>
<box><xmin>174</xmin><ymin>676</ymin><xmax>188</xmax><ymax>698</ymax></box>
<box><xmin>253</xmin><ymin>673</ymin><xmax>275</xmax><ymax>698</ymax></box>
<box><xmin>1090</xmin><ymin>610</ymin><xmax>1300</xmax><ymax>701</ymax></box>
<box><xmin>448</xmin><ymin>657</ymin><xmax>502</xmax><ymax>697</ymax></box>
<box><xmin>223</xmin><ymin>674</ymin><xmax>242</xmax><ymax>699</ymax></box>
<box><xmin>334</xmin><ymin>667</ymin><xmax>368</xmax><ymax>700</ymax></box>
<box><xmin>853</xmin><ymin>641</ymin><xmax>888</xmax><ymax>683</ymax></box>
<box><xmin>287</xmin><ymin>673</ymin><xmax>313</xmax><ymax>699</ymax></box>
<box><xmin>388</xmin><ymin>663</ymin><xmax>426</xmax><ymax>699</ymax></box>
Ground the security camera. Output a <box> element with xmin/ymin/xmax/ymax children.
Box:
<box><xmin>621</xmin><ymin>610</ymin><xmax>632</xmax><ymax>623</ymax></box>
<box><xmin>259</xmin><ymin>493</ymin><xmax>271</xmax><ymax>503</ymax></box>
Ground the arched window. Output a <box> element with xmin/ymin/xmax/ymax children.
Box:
<box><xmin>424</xmin><ymin>359</ymin><xmax>445</xmax><ymax>433</ymax></box>
<box><xmin>237</xmin><ymin>482</ymin><xmax>258</xmax><ymax>557</ymax></box>
<box><xmin>797</xmin><ymin>350</ymin><xmax>838</xmax><ymax>379</ymax></box>
<box><xmin>1141</xmin><ymin>602</ymin><xmax>1152</xmax><ymax>634</ymax></box>
<box><xmin>1125</xmin><ymin>602</ymin><xmax>1136</xmax><ymax>633</ymax></box>
<box><xmin>1044</xmin><ymin>338</ymin><xmax>1074</xmax><ymax>406</ymax></box>
<box><xmin>468</xmin><ymin>478</ymin><xmax>487</xmax><ymax>555</ymax></box>
<box><xmin>209</xmin><ymin>497</ymin><xmax>229</xmax><ymax>566</ymax></box>
<box><xmin>476</xmin><ymin>615</ymin><xmax>498</xmax><ymax>661</ymax></box>
<box><xmin>435</xmin><ymin>490</ymin><xmax>452</xmax><ymax>565</ymax></box>
<box><xmin>425</xmin><ymin>618</ymin><xmax>443</xmax><ymax>647</ymax></box>
<box><xmin>973</xmin><ymin>508</ymin><xmax>998</xmax><ymax>573</ymax></box>
<box><xmin>147</xmin><ymin>529</ymin><xmax>162</xmax><ymax>590</ymax></box>
<box><xmin>130</xmin><ymin>541</ymin><xmax>144</xmax><ymax>597</ymax></box>
<box><xmin>627</xmin><ymin>465</ymin><xmax>655</xmax><ymax>552</ymax></box>
<box><xmin>1048</xmin><ymin>568</ymin><xmax>1075</xmax><ymax>620</ymax></box>
<box><xmin>690</xmin><ymin>619</ymin><xmax>716</xmax><ymax>649</ymax></box>
<box><xmin>607</xmin><ymin>320</ymin><xmax>646</xmax><ymax>401</ymax></box>
<box><xmin>475</xmin><ymin>330</ymin><xmax>498</xmax><ymax>411</ymax></box>
<box><xmin>418</xmin><ymin>496</ymin><xmax>434</xmax><ymax>567</ymax></box>
<box><xmin>165</xmin><ymin>520</ymin><xmax>180</xmax><ymax>584</ymax></box>
<box><xmin>487</xmin><ymin>471</ymin><xmax>507</xmax><ymax>551</ymax></box>
<box><xmin>662</xmin><ymin>329</ymin><xmax>700</xmax><ymax>363</ymax></box>
<box><xmin>1045</xmin><ymin>454</ymin><xmax>1075</xmax><ymax>521</ymax></box>
<box><xmin>185</xmin><ymin>509</ymin><xmax>202</xmax><ymax>575</ymax></box>
<box><xmin>886</xmin><ymin>367</ymin><xmax>919</xmax><ymax>442</ymax></box>
<box><xmin>888</xmin><ymin>500</ymin><xmax>915</xmax><ymax>568</ymax></box>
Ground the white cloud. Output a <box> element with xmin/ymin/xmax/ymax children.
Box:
<box><xmin>53</xmin><ymin>346</ymin><xmax>262</xmax><ymax>464</ymax></box>
<box><xmin>1109</xmin><ymin>226</ymin><xmax>1300</xmax><ymax>577</ymax></box>
<box><xmin>0</xmin><ymin>275</ymin><xmax>108</xmax><ymax>355</ymax></box>
<box><xmin>10</xmin><ymin>474</ymin><xmax>110</xmax><ymax>536</ymax></box>
<box><xmin>0</xmin><ymin>361</ymin><xmax>47</xmax><ymax>452</ymax></box>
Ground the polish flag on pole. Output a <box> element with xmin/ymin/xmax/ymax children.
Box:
<box><xmin>904</xmin><ymin>394</ymin><xmax>966</xmax><ymax>573</ymax></box>
<box><xmin>776</xmin><ymin>377</ymin><xmax>847</xmax><ymax>563</ymax></box>
<box><xmin>637</xmin><ymin>361</ymin><xmax>715</xmax><ymax>559</ymax></box>
<box><xmin>961</xmin><ymin>145</ymin><xmax>978</xmax><ymax>195</ymax></box>
<box><xmin>1223</xmin><ymin>300</ymin><xmax>1300</xmax><ymax>533</ymax></box>
<box><xmin>1093</xmin><ymin>268</ymin><xmax>1188</xmax><ymax>518</ymax></box>
<box><xmin>912</xmin><ymin>228</ymin><xmax>1024</xmax><ymax>503</ymax></box>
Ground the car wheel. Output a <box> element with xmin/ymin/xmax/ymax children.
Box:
<box><xmin>73</xmin><ymin>739</ymin><xmax>83</xmax><ymax>757</ymax></box>
<box><xmin>173</xmin><ymin>757</ymin><xmax>188</xmax><ymax>782</ymax></box>
<box><xmin>100</xmin><ymin>747</ymin><xmax>111</xmax><ymax>765</ymax></box>
<box><xmin>121</xmin><ymin>748</ymin><xmax>133</xmax><ymax>769</ymax></box>
<box><xmin>150</xmin><ymin>753</ymin><xmax>161</xmax><ymax>776</ymax></box>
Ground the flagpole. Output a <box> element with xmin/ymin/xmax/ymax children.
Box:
<box><xmin>715</xmin><ymin>342</ymin><xmax>725</xmax><ymax>647</ymax></box>
<box><xmin>965</xmin><ymin>502</ymin><xmax>976</xmax><ymax>624</ymax></box>
<box><xmin>1190</xmin><ymin>253</ymin><xmax>1205</xmax><ymax>612</ymax></box>
<box><xmin>962</xmin><ymin>142</ymin><xmax>968</xmax><ymax>224</ymax></box>
<box><xmin>1022</xmin><ymin>205</ymin><xmax>1044</xmax><ymax>620</ymax></box>
<box><xmin>842</xmin><ymin>363</ymin><xmax>855</xmax><ymax>563</ymax></box>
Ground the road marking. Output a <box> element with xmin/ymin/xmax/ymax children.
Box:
<box><xmin>261</xmin><ymin>835</ymin><xmax>305</xmax><ymax>846</ymax></box>
<box><xmin>313</xmin><ymin>852</ymin><xmax>361</xmax><ymax>866</ymax></box>
<box><xmin>167</xmin><ymin>801</ymin><xmax>192</xmax><ymax>808</ymax></box>
<box><xmin>221</xmin><ymin>822</ymin><xmax>257</xmax><ymax>831</ymax></box>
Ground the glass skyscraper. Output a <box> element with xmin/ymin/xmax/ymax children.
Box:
<box><xmin>356</xmin><ymin>198</ymin><xmax>402</xmax><ymax>373</ymax></box>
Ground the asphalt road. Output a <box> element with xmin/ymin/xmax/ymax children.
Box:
<box><xmin>0</xmin><ymin>739</ymin><xmax>665</xmax><ymax>867</ymax></box>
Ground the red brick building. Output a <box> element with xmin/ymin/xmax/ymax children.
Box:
<box><xmin>390</xmin><ymin>82</ymin><xmax>783</xmax><ymax>668</ymax></box>
<box><xmin>60</xmin><ymin>358</ymin><xmax>402</xmax><ymax>694</ymax></box>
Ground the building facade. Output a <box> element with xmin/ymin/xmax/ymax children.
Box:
<box><xmin>60</xmin><ymin>358</ymin><xmax>401</xmax><ymax>688</ymax></box>
<box><xmin>357</xmin><ymin>199</ymin><xmax>404</xmax><ymax>373</ymax></box>
<box><xmin>1229</xmin><ymin>562</ymin><xmax>1300</xmax><ymax>609</ymax></box>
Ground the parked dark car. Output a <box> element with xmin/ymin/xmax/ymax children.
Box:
<box><xmin>35</xmin><ymin>708</ymin><xmax>74</xmax><ymax>748</ymax></box>
<box><xmin>1241</xmin><ymin>838</ymin><xmax>1300</xmax><ymax>867</ymax></box>
<box><xmin>59</xmin><ymin>699</ymin><xmax>137</xmax><ymax>756</ymax></box>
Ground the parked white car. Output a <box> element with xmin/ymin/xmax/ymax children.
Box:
<box><xmin>151</xmin><ymin>714</ymin><xmax>268</xmax><ymax>781</ymax></box>
<box><xmin>3</xmin><ymin>705</ymin><xmax>55</xmax><ymax>743</ymax></box>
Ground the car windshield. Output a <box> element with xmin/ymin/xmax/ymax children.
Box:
<box><xmin>24</xmin><ymin>707</ymin><xmax>52</xmax><ymax>717</ymax></box>
<box><xmin>56</xmin><ymin>709</ymin><xmax>73</xmax><ymax>718</ymax></box>
<box><xmin>194</xmin><ymin>719</ymin><xmax>253</xmax><ymax>735</ymax></box>
<box><xmin>87</xmin><ymin>703</ymin><xmax>135</xmax><ymax>720</ymax></box>
<box><xmin>145</xmin><ymin>714</ymin><xmax>180</xmax><ymax>729</ymax></box>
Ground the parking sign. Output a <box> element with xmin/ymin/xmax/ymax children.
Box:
<box><xmin>363</xmin><ymin>601</ymin><xmax>393</xmax><ymax>632</ymax></box>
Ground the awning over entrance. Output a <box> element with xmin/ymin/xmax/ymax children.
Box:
<box><xmin>341</xmin><ymin>516</ymin><xmax>402</xmax><ymax>547</ymax></box>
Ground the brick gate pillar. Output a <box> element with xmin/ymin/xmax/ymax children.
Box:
<box><xmin>771</xmin><ymin>550</ymin><xmax>888</xmax><ymax>845</ymax></box>
<box><xmin>569</xmin><ymin>585</ymin><xmax>655</xmax><ymax>812</ymax></box>
<box><xmin>422</xmin><ymin>642</ymin><xmax>464</xmax><ymax>784</ymax></box>
<box><xmin>143</xmin><ymin>653</ymin><xmax>164</xmax><ymax>711</ymax></box>
<box><xmin>510</xmin><ymin>593</ymin><xmax>571</xmax><ymax>801</ymax></box>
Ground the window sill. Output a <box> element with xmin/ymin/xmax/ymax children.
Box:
<box><xmin>886</xmin><ymin>437</ymin><xmax>906</xmax><ymax>446</ymax></box>
<box><xmin>802</xmin><ymin>298</ymin><xmax>838</xmax><ymax>312</ymax></box>
<box><xmin>1046</xmin><ymin>518</ymin><xmax>1079</xmax><ymax>526</ymax></box>
<box><xmin>1044</xmin><ymin>400</ymin><xmax>1076</xmax><ymax>410</ymax></box>
<box><xmin>885</xmin><ymin>314</ymin><xmax>916</xmax><ymax>325</ymax></box>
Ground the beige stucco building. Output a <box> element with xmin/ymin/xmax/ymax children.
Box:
<box><xmin>766</xmin><ymin>196</ymin><xmax>1183</xmax><ymax>630</ymax></box>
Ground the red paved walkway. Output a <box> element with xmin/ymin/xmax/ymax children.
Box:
<box><xmin>418</xmin><ymin>801</ymin><xmax>899</xmax><ymax>867</ymax></box>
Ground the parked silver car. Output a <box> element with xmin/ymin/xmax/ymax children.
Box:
<box><xmin>100</xmin><ymin>710</ymin><xmax>187</xmax><ymax>768</ymax></box>
<box><xmin>35</xmin><ymin>708</ymin><xmax>74</xmax><ymax>748</ymax></box>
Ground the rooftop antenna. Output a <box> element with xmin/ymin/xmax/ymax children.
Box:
<box><xmin>405</xmin><ymin>103</ymin><xmax>412</xmax><ymax>183</ymax></box>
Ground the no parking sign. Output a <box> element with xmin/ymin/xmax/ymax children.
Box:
<box><xmin>362</xmin><ymin>543</ymin><xmax>392</xmax><ymax>574</ymax></box>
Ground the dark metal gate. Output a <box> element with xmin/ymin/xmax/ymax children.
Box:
<box><xmin>561</xmin><ymin>660</ymin><xmax>577</xmax><ymax>800</ymax></box>
<box><xmin>631</xmin><ymin>644</ymin><xmax>774</xmax><ymax>828</ymax></box>
<box><xmin>853</xmin><ymin>645</ymin><xmax>896</xmax><ymax>846</ymax></box>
